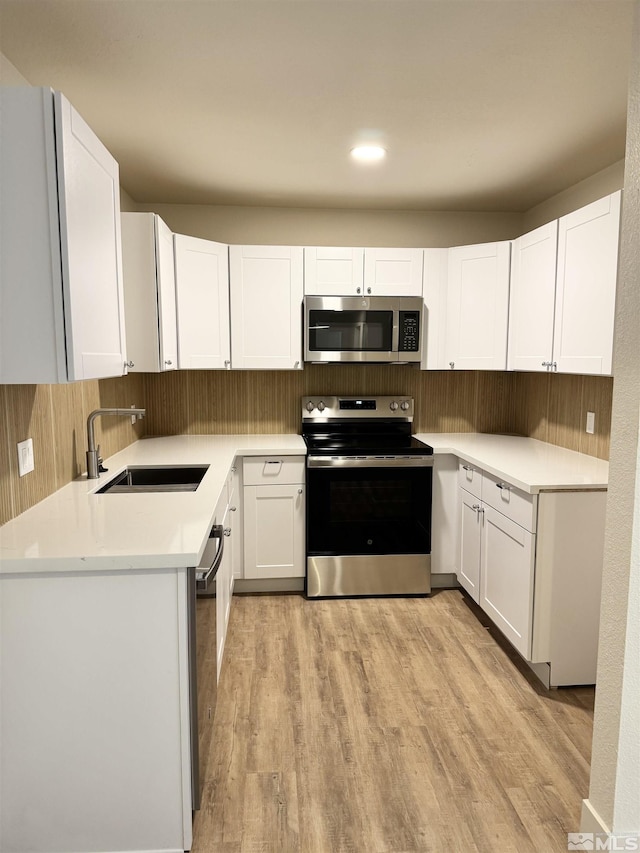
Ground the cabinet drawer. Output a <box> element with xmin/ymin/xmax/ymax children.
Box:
<box><xmin>243</xmin><ymin>456</ymin><xmax>305</xmax><ymax>486</ymax></box>
<box><xmin>481</xmin><ymin>471</ymin><xmax>537</xmax><ymax>532</ymax></box>
<box><xmin>458</xmin><ymin>461</ymin><xmax>482</xmax><ymax>498</ymax></box>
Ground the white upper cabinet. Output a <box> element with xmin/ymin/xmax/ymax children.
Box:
<box><xmin>304</xmin><ymin>247</ymin><xmax>364</xmax><ymax>295</ymax></box>
<box><xmin>304</xmin><ymin>247</ymin><xmax>423</xmax><ymax>296</ymax></box>
<box><xmin>421</xmin><ymin>248</ymin><xmax>448</xmax><ymax>369</ymax></box>
<box><xmin>0</xmin><ymin>87</ymin><xmax>127</xmax><ymax>383</ymax></box>
<box><xmin>229</xmin><ymin>245</ymin><xmax>303</xmax><ymax>369</ymax></box>
<box><xmin>507</xmin><ymin>221</ymin><xmax>559</xmax><ymax>372</ymax></box>
<box><xmin>121</xmin><ymin>213</ymin><xmax>177</xmax><ymax>373</ymax></box>
<box><xmin>174</xmin><ymin>235</ymin><xmax>230</xmax><ymax>370</ymax></box>
<box><xmin>508</xmin><ymin>192</ymin><xmax>621</xmax><ymax>376</ymax></box>
<box><xmin>363</xmin><ymin>248</ymin><xmax>424</xmax><ymax>296</ymax></box>
<box><xmin>445</xmin><ymin>241</ymin><xmax>511</xmax><ymax>370</ymax></box>
<box><xmin>553</xmin><ymin>191</ymin><xmax>621</xmax><ymax>375</ymax></box>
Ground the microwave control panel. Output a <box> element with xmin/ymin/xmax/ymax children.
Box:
<box><xmin>398</xmin><ymin>311</ymin><xmax>420</xmax><ymax>352</ymax></box>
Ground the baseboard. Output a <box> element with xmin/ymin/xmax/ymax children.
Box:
<box><xmin>581</xmin><ymin>798</ymin><xmax>610</xmax><ymax>835</ymax></box>
<box><xmin>431</xmin><ymin>573</ymin><xmax>459</xmax><ymax>589</ymax></box>
<box><xmin>234</xmin><ymin>577</ymin><xmax>305</xmax><ymax>594</ymax></box>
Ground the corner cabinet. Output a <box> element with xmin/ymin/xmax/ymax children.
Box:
<box><xmin>455</xmin><ymin>460</ymin><xmax>606</xmax><ymax>686</ymax></box>
<box><xmin>121</xmin><ymin>213</ymin><xmax>178</xmax><ymax>372</ymax></box>
<box><xmin>508</xmin><ymin>191</ymin><xmax>621</xmax><ymax>376</ymax></box>
<box><xmin>230</xmin><ymin>246</ymin><xmax>304</xmax><ymax>369</ymax></box>
<box><xmin>444</xmin><ymin>241</ymin><xmax>511</xmax><ymax>370</ymax></box>
<box><xmin>0</xmin><ymin>87</ymin><xmax>127</xmax><ymax>383</ymax></box>
<box><xmin>174</xmin><ymin>235</ymin><xmax>231</xmax><ymax>369</ymax></box>
<box><xmin>243</xmin><ymin>456</ymin><xmax>305</xmax><ymax>579</ymax></box>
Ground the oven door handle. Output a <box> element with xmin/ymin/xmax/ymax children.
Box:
<box><xmin>196</xmin><ymin>524</ymin><xmax>225</xmax><ymax>592</ymax></box>
<box><xmin>307</xmin><ymin>456</ymin><xmax>434</xmax><ymax>468</ymax></box>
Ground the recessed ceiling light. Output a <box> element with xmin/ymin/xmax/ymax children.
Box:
<box><xmin>350</xmin><ymin>145</ymin><xmax>387</xmax><ymax>162</ymax></box>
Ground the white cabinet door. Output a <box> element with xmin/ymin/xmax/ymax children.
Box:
<box><xmin>156</xmin><ymin>217</ymin><xmax>178</xmax><ymax>371</ymax></box>
<box><xmin>480</xmin><ymin>504</ymin><xmax>535</xmax><ymax>659</ymax></box>
<box><xmin>174</xmin><ymin>235</ymin><xmax>230</xmax><ymax>370</ymax></box>
<box><xmin>363</xmin><ymin>248</ymin><xmax>424</xmax><ymax>296</ymax></box>
<box><xmin>229</xmin><ymin>465</ymin><xmax>244</xmax><ymax>580</ymax></box>
<box><xmin>458</xmin><ymin>487</ymin><xmax>482</xmax><ymax>603</ymax></box>
<box><xmin>230</xmin><ymin>245</ymin><xmax>303</xmax><ymax>369</ymax></box>
<box><xmin>554</xmin><ymin>190</ymin><xmax>621</xmax><ymax>375</ymax></box>
<box><xmin>421</xmin><ymin>248</ymin><xmax>448</xmax><ymax>369</ymax></box>
<box><xmin>0</xmin><ymin>88</ymin><xmax>126</xmax><ymax>383</ymax></box>
<box><xmin>445</xmin><ymin>241</ymin><xmax>511</xmax><ymax>370</ymax></box>
<box><xmin>121</xmin><ymin>213</ymin><xmax>177</xmax><ymax>373</ymax></box>
<box><xmin>304</xmin><ymin>247</ymin><xmax>364</xmax><ymax>295</ymax></box>
<box><xmin>243</xmin><ymin>483</ymin><xmax>305</xmax><ymax>579</ymax></box>
<box><xmin>507</xmin><ymin>221</ymin><xmax>558</xmax><ymax>372</ymax></box>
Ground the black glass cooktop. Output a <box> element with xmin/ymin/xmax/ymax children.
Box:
<box><xmin>303</xmin><ymin>433</ymin><xmax>433</xmax><ymax>456</ymax></box>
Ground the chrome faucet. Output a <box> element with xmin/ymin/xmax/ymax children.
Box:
<box><xmin>86</xmin><ymin>408</ymin><xmax>146</xmax><ymax>479</ymax></box>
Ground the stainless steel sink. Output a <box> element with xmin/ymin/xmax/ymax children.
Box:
<box><xmin>95</xmin><ymin>465</ymin><xmax>209</xmax><ymax>494</ymax></box>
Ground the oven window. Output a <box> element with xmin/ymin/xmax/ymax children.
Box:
<box><xmin>308</xmin><ymin>309</ymin><xmax>393</xmax><ymax>352</ymax></box>
<box><xmin>306</xmin><ymin>465</ymin><xmax>432</xmax><ymax>556</ymax></box>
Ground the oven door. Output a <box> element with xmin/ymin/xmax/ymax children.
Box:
<box><xmin>305</xmin><ymin>457</ymin><xmax>433</xmax><ymax>597</ymax></box>
<box><xmin>304</xmin><ymin>295</ymin><xmax>398</xmax><ymax>362</ymax></box>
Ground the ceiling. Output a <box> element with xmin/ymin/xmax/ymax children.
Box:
<box><xmin>0</xmin><ymin>0</ymin><xmax>634</xmax><ymax>212</ymax></box>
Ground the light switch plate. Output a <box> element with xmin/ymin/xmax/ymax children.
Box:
<box><xmin>17</xmin><ymin>438</ymin><xmax>34</xmax><ymax>476</ymax></box>
<box><xmin>586</xmin><ymin>412</ymin><xmax>595</xmax><ymax>435</ymax></box>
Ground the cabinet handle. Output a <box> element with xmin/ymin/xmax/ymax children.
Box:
<box><xmin>367</xmin><ymin>287</ymin><xmax>372</xmax><ymax>294</ymax></box>
<box><xmin>551</xmin><ymin>362</ymin><xmax>557</xmax><ymax>371</ymax></box>
<box><xmin>462</xmin><ymin>465</ymin><xmax>473</xmax><ymax>472</ymax></box>
<box><xmin>356</xmin><ymin>287</ymin><xmax>361</xmax><ymax>294</ymax></box>
<box><xmin>224</xmin><ymin>359</ymin><xmax>230</xmax><ymax>368</ymax></box>
<box><xmin>496</xmin><ymin>482</ymin><xmax>511</xmax><ymax>491</ymax></box>
<box><xmin>298</xmin><ymin>488</ymin><xmax>303</xmax><ymax>494</ymax></box>
<box><xmin>541</xmin><ymin>361</ymin><xmax>549</xmax><ymax>368</ymax></box>
<box><xmin>125</xmin><ymin>360</ymin><xmax>134</xmax><ymax>369</ymax></box>
<box><xmin>230</xmin><ymin>505</ymin><xmax>237</xmax><ymax>512</ymax></box>
<box><xmin>164</xmin><ymin>359</ymin><xmax>173</xmax><ymax>366</ymax></box>
<box><xmin>294</xmin><ymin>361</ymin><xmax>300</xmax><ymax>369</ymax></box>
<box><xmin>223</xmin><ymin>528</ymin><xmax>231</xmax><ymax>537</ymax></box>
<box><xmin>471</xmin><ymin>503</ymin><xmax>481</xmax><ymax>510</ymax></box>
<box><xmin>231</xmin><ymin>466</ymin><xmax>236</xmax><ymax>474</ymax></box>
<box><xmin>449</xmin><ymin>361</ymin><xmax>455</xmax><ymax>369</ymax></box>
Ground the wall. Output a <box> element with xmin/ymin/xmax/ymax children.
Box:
<box><xmin>141</xmin><ymin>367</ymin><xmax>612</xmax><ymax>460</ymax></box>
<box><xmin>137</xmin><ymin>203</ymin><xmax>524</xmax><ymax>248</ymax></box>
<box><xmin>522</xmin><ymin>160</ymin><xmax>625</xmax><ymax>232</ymax></box>
<box><xmin>583</xmin><ymin>1</ymin><xmax>640</xmax><ymax>835</ymax></box>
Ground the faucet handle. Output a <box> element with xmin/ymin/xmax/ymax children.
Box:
<box><xmin>96</xmin><ymin>445</ymin><xmax>107</xmax><ymax>474</ymax></box>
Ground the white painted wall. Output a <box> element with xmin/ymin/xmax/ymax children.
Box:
<box><xmin>582</xmin><ymin>1</ymin><xmax>640</xmax><ymax>837</ymax></box>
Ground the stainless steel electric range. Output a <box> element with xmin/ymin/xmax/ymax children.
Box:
<box><xmin>301</xmin><ymin>396</ymin><xmax>433</xmax><ymax>598</ymax></box>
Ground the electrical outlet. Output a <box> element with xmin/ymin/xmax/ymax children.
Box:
<box><xmin>131</xmin><ymin>404</ymin><xmax>137</xmax><ymax>425</ymax></box>
<box><xmin>17</xmin><ymin>438</ymin><xmax>34</xmax><ymax>476</ymax></box>
<box><xmin>586</xmin><ymin>411</ymin><xmax>595</xmax><ymax>435</ymax></box>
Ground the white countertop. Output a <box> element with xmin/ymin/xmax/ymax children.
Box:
<box><xmin>415</xmin><ymin>433</ymin><xmax>609</xmax><ymax>494</ymax></box>
<box><xmin>0</xmin><ymin>435</ymin><xmax>305</xmax><ymax>574</ymax></box>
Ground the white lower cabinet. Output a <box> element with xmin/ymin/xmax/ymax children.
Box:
<box><xmin>243</xmin><ymin>456</ymin><xmax>305</xmax><ymax>579</ymax></box>
<box><xmin>458</xmin><ymin>472</ymin><xmax>537</xmax><ymax>659</ymax></box>
<box><xmin>455</xmin><ymin>461</ymin><xmax>606</xmax><ymax>685</ymax></box>
<box><xmin>480</xmin><ymin>504</ymin><xmax>535</xmax><ymax>659</ymax></box>
<box><xmin>0</xmin><ymin>568</ymin><xmax>192</xmax><ymax>853</ymax></box>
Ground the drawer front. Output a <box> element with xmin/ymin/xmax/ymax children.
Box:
<box><xmin>243</xmin><ymin>455</ymin><xmax>305</xmax><ymax>486</ymax></box>
<box><xmin>458</xmin><ymin>460</ymin><xmax>482</xmax><ymax>499</ymax></box>
<box><xmin>481</xmin><ymin>471</ymin><xmax>537</xmax><ymax>532</ymax></box>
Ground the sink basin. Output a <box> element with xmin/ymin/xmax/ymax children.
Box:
<box><xmin>95</xmin><ymin>465</ymin><xmax>209</xmax><ymax>494</ymax></box>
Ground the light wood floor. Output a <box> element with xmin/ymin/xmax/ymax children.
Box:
<box><xmin>192</xmin><ymin>590</ymin><xmax>594</xmax><ymax>853</ymax></box>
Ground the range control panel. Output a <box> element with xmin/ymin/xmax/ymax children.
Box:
<box><xmin>302</xmin><ymin>396</ymin><xmax>414</xmax><ymax>419</ymax></box>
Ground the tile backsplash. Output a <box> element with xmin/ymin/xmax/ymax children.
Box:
<box><xmin>0</xmin><ymin>374</ymin><xmax>145</xmax><ymax>526</ymax></box>
<box><xmin>0</xmin><ymin>369</ymin><xmax>613</xmax><ymax>526</ymax></box>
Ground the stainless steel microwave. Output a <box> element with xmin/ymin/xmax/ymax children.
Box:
<box><xmin>304</xmin><ymin>295</ymin><xmax>424</xmax><ymax>364</ymax></box>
